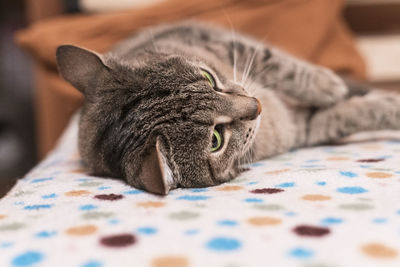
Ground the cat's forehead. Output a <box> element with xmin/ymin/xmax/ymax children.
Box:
<box><xmin>136</xmin><ymin>53</ymin><xmax>225</xmax><ymax>80</ymax></box>
<box><xmin>140</xmin><ymin>54</ymin><xmax>196</xmax><ymax>72</ymax></box>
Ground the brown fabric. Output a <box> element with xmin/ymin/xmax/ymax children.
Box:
<box><xmin>16</xmin><ymin>0</ymin><xmax>366</xmax><ymax>157</ymax></box>
<box><xmin>34</xmin><ymin>64</ymin><xmax>83</xmax><ymax>157</ymax></box>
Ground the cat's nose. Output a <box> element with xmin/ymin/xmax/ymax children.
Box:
<box><xmin>219</xmin><ymin>93</ymin><xmax>262</xmax><ymax>121</ymax></box>
<box><xmin>246</xmin><ymin>97</ymin><xmax>262</xmax><ymax>120</ymax></box>
<box><xmin>255</xmin><ymin>97</ymin><xmax>262</xmax><ymax>116</ymax></box>
<box><xmin>233</xmin><ymin>95</ymin><xmax>262</xmax><ymax>121</ymax></box>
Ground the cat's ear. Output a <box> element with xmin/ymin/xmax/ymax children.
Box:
<box><xmin>56</xmin><ymin>45</ymin><xmax>110</xmax><ymax>94</ymax></box>
<box><xmin>138</xmin><ymin>138</ymin><xmax>175</xmax><ymax>195</ymax></box>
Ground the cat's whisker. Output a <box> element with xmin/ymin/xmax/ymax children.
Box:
<box><xmin>241</xmin><ymin>36</ymin><xmax>271</xmax><ymax>91</ymax></box>
<box><xmin>245</xmin><ymin>64</ymin><xmax>276</xmax><ymax>94</ymax></box>
<box><xmin>242</xmin><ymin>43</ymin><xmax>262</xmax><ymax>88</ymax></box>
<box><xmin>249</xmin><ymin>82</ymin><xmax>276</xmax><ymax>98</ymax></box>
<box><xmin>241</xmin><ymin>56</ymin><xmax>251</xmax><ymax>86</ymax></box>
<box><xmin>245</xmin><ymin>147</ymin><xmax>252</xmax><ymax>166</ymax></box>
<box><xmin>222</xmin><ymin>10</ymin><xmax>238</xmax><ymax>83</ymax></box>
<box><xmin>246</xmin><ymin>85</ymin><xmax>257</xmax><ymax>97</ymax></box>
<box><xmin>240</xmin><ymin>146</ymin><xmax>253</xmax><ymax>168</ymax></box>
<box><xmin>245</xmin><ymin>78</ymin><xmax>262</xmax><ymax>97</ymax></box>
<box><xmin>241</xmin><ymin>51</ymin><xmax>252</xmax><ymax>86</ymax></box>
<box><xmin>245</xmin><ymin>74</ymin><xmax>261</xmax><ymax>94</ymax></box>
<box><xmin>246</xmin><ymin>78</ymin><xmax>274</xmax><ymax>96</ymax></box>
<box><xmin>238</xmin><ymin>125</ymin><xmax>258</xmax><ymax>169</ymax></box>
<box><xmin>250</xmin><ymin>64</ymin><xmax>274</xmax><ymax>81</ymax></box>
<box><xmin>147</xmin><ymin>29</ymin><xmax>158</xmax><ymax>52</ymax></box>
<box><xmin>231</xmin><ymin>29</ymin><xmax>238</xmax><ymax>84</ymax></box>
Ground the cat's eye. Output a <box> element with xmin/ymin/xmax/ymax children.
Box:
<box><xmin>211</xmin><ymin>128</ymin><xmax>223</xmax><ymax>152</ymax></box>
<box><xmin>201</xmin><ymin>69</ymin><xmax>216</xmax><ymax>88</ymax></box>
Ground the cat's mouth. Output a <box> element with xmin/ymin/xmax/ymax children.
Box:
<box><xmin>237</xmin><ymin>116</ymin><xmax>261</xmax><ymax>165</ymax></box>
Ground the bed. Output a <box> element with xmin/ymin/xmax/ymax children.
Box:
<box><xmin>1</xmin><ymin>115</ymin><xmax>400</xmax><ymax>267</ymax></box>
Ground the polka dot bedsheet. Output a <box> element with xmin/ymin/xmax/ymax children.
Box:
<box><xmin>1</xmin><ymin>115</ymin><xmax>400</xmax><ymax>267</ymax></box>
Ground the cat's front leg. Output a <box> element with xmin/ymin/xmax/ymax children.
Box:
<box><xmin>279</xmin><ymin>63</ymin><xmax>348</xmax><ymax>107</ymax></box>
<box><xmin>306</xmin><ymin>90</ymin><xmax>400</xmax><ymax>145</ymax></box>
<box><xmin>253</xmin><ymin>48</ymin><xmax>348</xmax><ymax>107</ymax></box>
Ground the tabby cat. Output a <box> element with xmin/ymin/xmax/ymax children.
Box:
<box><xmin>56</xmin><ymin>21</ymin><xmax>400</xmax><ymax>195</ymax></box>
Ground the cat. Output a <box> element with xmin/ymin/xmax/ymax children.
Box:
<box><xmin>56</xmin><ymin>21</ymin><xmax>400</xmax><ymax>195</ymax></box>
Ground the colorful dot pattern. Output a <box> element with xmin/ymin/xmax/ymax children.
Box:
<box><xmin>0</xmin><ymin>118</ymin><xmax>400</xmax><ymax>266</ymax></box>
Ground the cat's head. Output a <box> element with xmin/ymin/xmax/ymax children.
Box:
<box><xmin>56</xmin><ymin>45</ymin><xmax>261</xmax><ymax>194</ymax></box>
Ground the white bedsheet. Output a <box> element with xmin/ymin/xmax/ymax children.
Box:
<box><xmin>1</xmin><ymin>115</ymin><xmax>400</xmax><ymax>267</ymax></box>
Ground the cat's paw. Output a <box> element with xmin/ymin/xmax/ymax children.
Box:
<box><xmin>309</xmin><ymin>67</ymin><xmax>348</xmax><ymax>107</ymax></box>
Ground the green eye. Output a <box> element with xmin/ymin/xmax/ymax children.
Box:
<box><xmin>211</xmin><ymin>129</ymin><xmax>223</xmax><ymax>152</ymax></box>
<box><xmin>201</xmin><ymin>70</ymin><xmax>216</xmax><ymax>88</ymax></box>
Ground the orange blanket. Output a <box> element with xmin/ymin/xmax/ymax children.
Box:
<box><xmin>16</xmin><ymin>0</ymin><xmax>366</xmax><ymax>156</ymax></box>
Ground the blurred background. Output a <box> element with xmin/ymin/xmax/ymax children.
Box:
<box><xmin>1</xmin><ymin>0</ymin><xmax>400</xmax><ymax>196</ymax></box>
<box><xmin>0</xmin><ymin>0</ymin><xmax>35</xmax><ymax>193</ymax></box>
